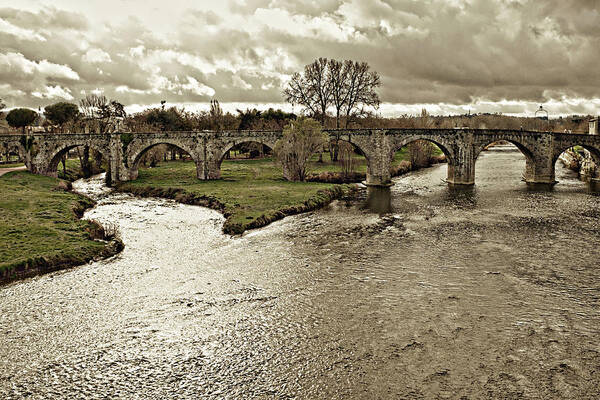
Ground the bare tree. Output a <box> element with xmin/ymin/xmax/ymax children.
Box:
<box><xmin>284</xmin><ymin>58</ymin><xmax>380</xmax><ymax>161</ymax></box>
<box><xmin>339</xmin><ymin>60</ymin><xmax>381</xmax><ymax>127</ymax></box>
<box><xmin>338</xmin><ymin>141</ymin><xmax>356</xmax><ymax>178</ymax></box>
<box><xmin>283</xmin><ymin>58</ymin><xmax>332</xmax><ymax>125</ymax></box>
<box><xmin>79</xmin><ymin>94</ymin><xmax>126</xmax><ymax>133</ymax></box>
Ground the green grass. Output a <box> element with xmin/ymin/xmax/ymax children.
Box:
<box><xmin>0</xmin><ymin>162</ymin><xmax>25</xmax><ymax>168</ymax></box>
<box><xmin>118</xmin><ymin>157</ymin><xmax>353</xmax><ymax>234</ymax></box>
<box><xmin>0</xmin><ymin>171</ymin><xmax>107</xmax><ymax>275</ymax></box>
<box><xmin>57</xmin><ymin>158</ymin><xmax>105</xmax><ymax>181</ymax></box>
<box><xmin>117</xmin><ymin>149</ymin><xmax>423</xmax><ymax>234</ymax></box>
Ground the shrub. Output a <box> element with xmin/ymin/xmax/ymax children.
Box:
<box><xmin>274</xmin><ymin>117</ymin><xmax>326</xmax><ymax>181</ymax></box>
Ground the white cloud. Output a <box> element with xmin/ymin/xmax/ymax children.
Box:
<box><xmin>0</xmin><ymin>18</ymin><xmax>46</xmax><ymax>41</ymax></box>
<box><xmin>0</xmin><ymin>83</ymin><xmax>26</xmax><ymax>97</ymax></box>
<box><xmin>232</xmin><ymin>75</ymin><xmax>252</xmax><ymax>90</ymax></box>
<box><xmin>31</xmin><ymin>85</ymin><xmax>74</xmax><ymax>100</ymax></box>
<box><xmin>129</xmin><ymin>45</ymin><xmax>145</xmax><ymax>58</ymax></box>
<box><xmin>0</xmin><ymin>52</ymin><xmax>79</xmax><ymax>80</ymax></box>
<box><xmin>181</xmin><ymin>76</ymin><xmax>215</xmax><ymax>96</ymax></box>
<box><xmin>83</xmin><ymin>48</ymin><xmax>112</xmax><ymax>63</ymax></box>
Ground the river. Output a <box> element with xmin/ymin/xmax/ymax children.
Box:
<box><xmin>1</xmin><ymin>145</ymin><xmax>599</xmax><ymax>399</ymax></box>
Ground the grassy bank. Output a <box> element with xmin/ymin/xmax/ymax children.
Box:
<box><xmin>57</xmin><ymin>158</ymin><xmax>105</xmax><ymax>181</ymax></box>
<box><xmin>0</xmin><ymin>171</ymin><xmax>123</xmax><ymax>284</ymax></box>
<box><xmin>116</xmin><ymin>149</ymin><xmax>445</xmax><ymax>234</ymax></box>
<box><xmin>117</xmin><ymin>157</ymin><xmax>355</xmax><ymax>234</ymax></box>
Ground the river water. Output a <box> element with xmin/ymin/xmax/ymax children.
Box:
<box><xmin>1</xmin><ymin>145</ymin><xmax>599</xmax><ymax>399</ymax></box>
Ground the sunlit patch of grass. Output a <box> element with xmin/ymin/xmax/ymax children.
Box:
<box><xmin>0</xmin><ymin>172</ymin><xmax>108</xmax><ymax>275</ymax></box>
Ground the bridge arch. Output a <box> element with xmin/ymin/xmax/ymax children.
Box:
<box><xmin>474</xmin><ymin>139</ymin><xmax>536</xmax><ymax>162</ymax></box>
<box><xmin>127</xmin><ymin>140</ymin><xmax>201</xmax><ymax>180</ymax></box>
<box><xmin>45</xmin><ymin>143</ymin><xmax>111</xmax><ymax>178</ymax></box>
<box><xmin>1</xmin><ymin>141</ymin><xmax>29</xmax><ymax>168</ymax></box>
<box><xmin>552</xmin><ymin>144</ymin><xmax>600</xmax><ymax>166</ymax></box>
<box><xmin>552</xmin><ymin>143</ymin><xmax>600</xmax><ymax>182</ymax></box>
<box><xmin>474</xmin><ymin>139</ymin><xmax>538</xmax><ymax>183</ymax></box>
<box><xmin>206</xmin><ymin>138</ymin><xmax>278</xmax><ymax>180</ymax></box>
<box><xmin>389</xmin><ymin>136</ymin><xmax>456</xmax><ymax>183</ymax></box>
<box><xmin>390</xmin><ymin>136</ymin><xmax>456</xmax><ymax>164</ymax></box>
<box><xmin>217</xmin><ymin>139</ymin><xmax>276</xmax><ymax>164</ymax></box>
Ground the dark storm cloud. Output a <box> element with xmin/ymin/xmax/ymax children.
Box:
<box><xmin>1</xmin><ymin>0</ymin><xmax>599</xmax><ymax>115</ymax></box>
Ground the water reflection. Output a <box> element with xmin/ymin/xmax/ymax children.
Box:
<box><xmin>525</xmin><ymin>181</ymin><xmax>557</xmax><ymax>192</ymax></box>
<box><xmin>588</xmin><ymin>179</ymin><xmax>600</xmax><ymax>194</ymax></box>
<box><xmin>444</xmin><ymin>183</ymin><xmax>478</xmax><ymax>206</ymax></box>
<box><xmin>363</xmin><ymin>186</ymin><xmax>392</xmax><ymax>214</ymax></box>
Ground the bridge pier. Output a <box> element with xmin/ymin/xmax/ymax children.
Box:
<box><xmin>446</xmin><ymin>145</ymin><xmax>475</xmax><ymax>185</ymax></box>
<box><xmin>523</xmin><ymin>160</ymin><xmax>556</xmax><ymax>184</ymax></box>
<box><xmin>365</xmin><ymin>156</ymin><xmax>392</xmax><ymax>186</ymax></box>
<box><xmin>359</xmin><ymin>130</ymin><xmax>394</xmax><ymax>187</ymax></box>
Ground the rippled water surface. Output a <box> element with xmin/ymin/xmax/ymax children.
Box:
<box><xmin>1</xmin><ymin>146</ymin><xmax>600</xmax><ymax>399</ymax></box>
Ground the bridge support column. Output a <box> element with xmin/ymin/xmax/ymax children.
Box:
<box><xmin>447</xmin><ymin>145</ymin><xmax>475</xmax><ymax>185</ymax></box>
<box><xmin>109</xmin><ymin>134</ymin><xmax>124</xmax><ymax>184</ymax></box>
<box><xmin>365</xmin><ymin>158</ymin><xmax>392</xmax><ymax>186</ymax></box>
<box><xmin>364</xmin><ymin>131</ymin><xmax>393</xmax><ymax>186</ymax></box>
<box><xmin>523</xmin><ymin>157</ymin><xmax>556</xmax><ymax>184</ymax></box>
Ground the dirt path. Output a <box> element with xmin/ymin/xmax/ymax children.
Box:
<box><xmin>0</xmin><ymin>166</ymin><xmax>26</xmax><ymax>177</ymax></box>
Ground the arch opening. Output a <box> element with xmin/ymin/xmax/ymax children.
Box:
<box><xmin>0</xmin><ymin>143</ymin><xmax>27</xmax><ymax>167</ymax></box>
<box><xmin>217</xmin><ymin>140</ymin><xmax>274</xmax><ymax>170</ymax></box>
<box><xmin>553</xmin><ymin>145</ymin><xmax>600</xmax><ymax>183</ymax></box>
<box><xmin>474</xmin><ymin>140</ymin><xmax>535</xmax><ymax>184</ymax></box>
<box><xmin>310</xmin><ymin>137</ymin><xmax>371</xmax><ymax>183</ymax></box>
<box><xmin>131</xmin><ymin>142</ymin><xmax>197</xmax><ymax>181</ymax></box>
<box><xmin>391</xmin><ymin>138</ymin><xmax>451</xmax><ymax>178</ymax></box>
<box><xmin>210</xmin><ymin>140</ymin><xmax>277</xmax><ymax>181</ymax></box>
<box><xmin>48</xmin><ymin>144</ymin><xmax>109</xmax><ymax>181</ymax></box>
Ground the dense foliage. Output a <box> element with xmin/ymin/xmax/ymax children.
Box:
<box><xmin>6</xmin><ymin>108</ymin><xmax>37</xmax><ymax>132</ymax></box>
<box><xmin>275</xmin><ymin>117</ymin><xmax>327</xmax><ymax>181</ymax></box>
<box><xmin>44</xmin><ymin>102</ymin><xmax>79</xmax><ymax>128</ymax></box>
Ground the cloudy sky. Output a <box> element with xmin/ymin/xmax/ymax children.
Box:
<box><xmin>1</xmin><ymin>0</ymin><xmax>599</xmax><ymax>117</ymax></box>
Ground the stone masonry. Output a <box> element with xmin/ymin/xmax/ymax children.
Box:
<box><xmin>1</xmin><ymin>128</ymin><xmax>600</xmax><ymax>186</ymax></box>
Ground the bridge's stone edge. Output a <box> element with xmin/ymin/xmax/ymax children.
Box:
<box><xmin>1</xmin><ymin>129</ymin><xmax>598</xmax><ymax>186</ymax></box>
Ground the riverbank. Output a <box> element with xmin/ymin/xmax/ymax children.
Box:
<box><xmin>0</xmin><ymin>171</ymin><xmax>123</xmax><ymax>285</ymax></box>
<box><xmin>116</xmin><ymin>152</ymin><xmax>446</xmax><ymax>234</ymax></box>
<box><xmin>116</xmin><ymin>158</ymin><xmax>357</xmax><ymax>234</ymax></box>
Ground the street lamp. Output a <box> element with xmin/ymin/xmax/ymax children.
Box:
<box><xmin>535</xmin><ymin>105</ymin><xmax>549</xmax><ymax>131</ymax></box>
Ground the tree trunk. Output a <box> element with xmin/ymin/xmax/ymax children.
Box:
<box><xmin>81</xmin><ymin>145</ymin><xmax>91</xmax><ymax>178</ymax></box>
<box><xmin>93</xmin><ymin>149</ymin><xmax>102</xmax><ymax>172</ymax></box>
<box><xmin>332</xmin><ymin>139</ymin><xmax>339</xmax><ymax>162</ymax></box>
<box><xmin>61</xmin><ymin>155</ymin><xmax>67</xmax><ymax>175</ymax></box>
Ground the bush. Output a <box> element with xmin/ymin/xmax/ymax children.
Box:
<box><xmin>408</xmin><ymin>140</ymin><xmax>435</xmax><ymax>168</ymax></box>
<box><xmin>274</xmin><ymin>117</ymin><xmax>326</xmax><ymax>181</ymax></box>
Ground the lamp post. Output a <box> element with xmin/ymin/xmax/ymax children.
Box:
<box><xmin>535</xmin><ymin>105</ymin><xmax>549</xmax><ymax>131</ymax></box>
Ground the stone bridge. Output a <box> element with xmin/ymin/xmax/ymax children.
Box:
<box><xmin>1</xmin><ymin>128</ymin><xmax>599</xmax><ymax>186</ymax></box>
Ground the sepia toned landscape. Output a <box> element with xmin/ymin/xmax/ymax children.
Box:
<box><xmin>1</xmin><ymin>1</ymin><xmax>599</xmax><ymax>398</ymax></box>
